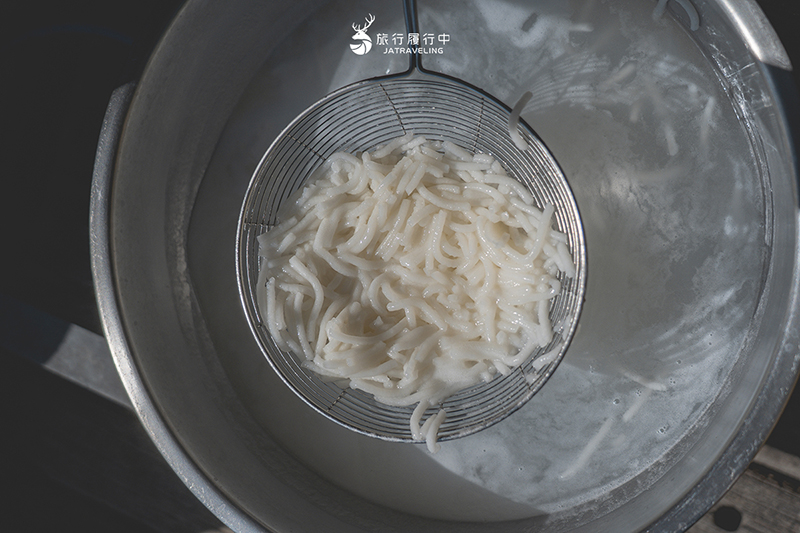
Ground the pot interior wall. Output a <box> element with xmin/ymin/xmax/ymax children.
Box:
<box><xmin>106</xmin><ymin>0</ymin><xmax>800</xmax><ymax>531</ymax></box>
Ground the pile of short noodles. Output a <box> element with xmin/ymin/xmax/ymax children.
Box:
<box><xmin>257</xmin><ymin>134</ymin><xmax>575</xmax><ymax>453</ymax></box>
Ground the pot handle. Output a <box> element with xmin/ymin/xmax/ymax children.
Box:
<box><xmin>91</xmin><ymin>83</ymin><xmax>135</xmax><ymax>195</ymax></box>
<box><xmin>89</xmin><ymin>83</ymin><xmax>135</xmax><ymax>347</ymax></box>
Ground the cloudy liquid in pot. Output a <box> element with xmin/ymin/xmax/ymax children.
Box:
<box><xmin>188</xmin><ymin>0</ymin><xmax>766</xmax><ymax>523</ymax></box>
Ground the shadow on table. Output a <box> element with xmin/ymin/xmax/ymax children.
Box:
<box><xmin>0</xmin><ymin>293</ymin><xmax>227</xmax><ymax>533</ymax></box>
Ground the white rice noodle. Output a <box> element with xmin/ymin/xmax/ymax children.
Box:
<box><xmin>652</xmin><ymin>0</ymin><xmax>699</xmax><ymax>31</ymax></box>
<box><xmin>675</xmin><ymin>0</ymin><xmax>700</xmax><ymax>31</ymax></box>
<box><xmin>699</xmin><ymin>96</ymin><xmax>715</xmax><ymax>153</ymax></box>
<box><xmin>652</xmin><ymin>0</ymin><xmax>668</xmax><ymax>20</ymax></box>
<box><xmin>257</xmin><ymin>135</ymin><xmax>575</xmax><ymax>452</ymax></box>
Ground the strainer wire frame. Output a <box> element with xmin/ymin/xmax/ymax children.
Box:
<box><xmin>235</xmin><ymin>0</ymin><xmax>587</xmax><ymax>443</ymax></box>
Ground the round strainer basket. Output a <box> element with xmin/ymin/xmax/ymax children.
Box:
<box><xmin>237</xmin><ymin>75</ymin><xmax>587</xmax><ymax>442</ymax></box>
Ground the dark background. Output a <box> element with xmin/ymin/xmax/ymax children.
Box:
<box><xmin>1</xmin><ymin>1</ymin><xmax>799</xmax><ymax>532</ymax></box>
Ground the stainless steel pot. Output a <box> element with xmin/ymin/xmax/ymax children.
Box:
<box><xmin>91</xmin><ymin>1</ymin><xmax>800</xmax><ymax>531</ymax></box>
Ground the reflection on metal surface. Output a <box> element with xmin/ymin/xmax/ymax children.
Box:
<box><xmin>717</xmin><ymin>0</ymin><xmax>792</xmax><ymax>69</ymax></box>
<box><xmin>94</xmin><ymin>0</ymin><xmax>800</xmax><ymax>531</ymax></box>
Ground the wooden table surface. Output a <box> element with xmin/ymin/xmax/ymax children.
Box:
<box><xmin>689</xmin><ymin>446</ymin><xmax>800</xmax><ymax>532</ymax></box>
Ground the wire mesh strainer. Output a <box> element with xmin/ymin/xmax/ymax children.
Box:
<box><xmin>237</xmin><ymin>0</ymin><xmax>586</xmax><ymax>443</ymax></box>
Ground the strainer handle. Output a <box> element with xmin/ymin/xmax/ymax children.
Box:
<box><xmin>403</xmin><ymin>0</ymin><xmax>420</xmax><ymax>72</ymax></box>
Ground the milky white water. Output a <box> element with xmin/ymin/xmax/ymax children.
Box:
<box><xmin>187</xmin><ymin>0</ymin><xmax>767</xmax><ymax>525</ymax></box>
